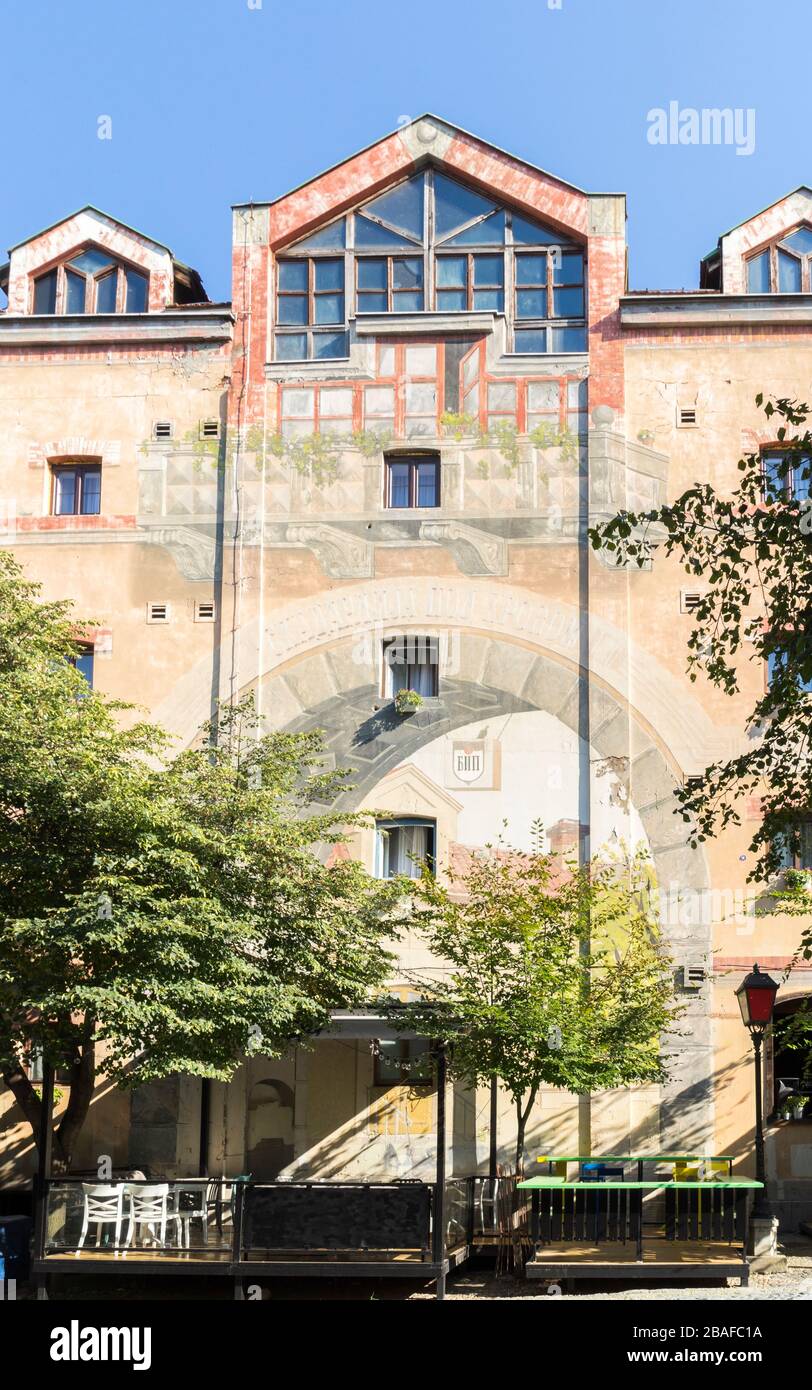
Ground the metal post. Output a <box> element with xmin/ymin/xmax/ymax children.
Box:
<box><xmin>198</xmin><ymin>1078</ymin><xmax>211</xmax><ymax>1177</ymax></box>
<box><xmin>432</xmin><ymin>1042</ymin><xmax>447</xmax><ymax>1301</ymax></box>
<box><xmin>33</xmin><ymin>1060</ymin><xmax>55</xmax><ymax>1300</ymax></box>
<box><xmin>231</xmin><ymin>1179</ymin><xmax>245</xmax><ymax>1299</ymax></box>
<box><xmin>751</xmin><ymin>1032</ymin><xmax>771</xmax><ymax>1219</ymax></box>
<box><xmin>488</xmin><ymin>1076</ymin><xmax>498</xmax><ymax>1179</ymax></box>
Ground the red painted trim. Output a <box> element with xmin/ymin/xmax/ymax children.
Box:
<box><xmin>16</xmin><ymin>514</ymin><xmax>137</xmax><ymax>532</ymax></box>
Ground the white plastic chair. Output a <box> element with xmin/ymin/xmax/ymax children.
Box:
<box><xmin>123</xmin><ymin>1183</ymin><xmax>182</xmax><ymax>1255</ymax></box>
<box><xmin>75</xmin><ymin>1183</ymin><xmax>126</xmax><ymax>1257</ymax></box>
<box><xmin>174</xmin><ymin>1180</ymin><xmax>210</xmax><ymax>1247</ymax></box>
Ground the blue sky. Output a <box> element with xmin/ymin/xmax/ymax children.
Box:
<box><xmin>1</xmin><ymin>0</ymin><xmax>804</xmax><ymax>301</ymax></box>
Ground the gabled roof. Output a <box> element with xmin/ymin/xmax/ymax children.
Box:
<box><xmin>232</xmin><ymin>112</ymin><xmax>620</xmax><ymax>210</ymax></box>
<box><xmin>701</xmin><ymin>184</ymin><xmax>812</xmax><ymax>260</ymax></box>
<box><xmin>7</xmin><ymin>204</ymin><xmax>173</xmax><ymax>256</ymax></box>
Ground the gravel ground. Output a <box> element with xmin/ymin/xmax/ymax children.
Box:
<box><xmin>413</xmin><ymin>1245</ymin><xmax>812</xmax><ymax>1300</ymax></box>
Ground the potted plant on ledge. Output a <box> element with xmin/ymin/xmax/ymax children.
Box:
<box><xmin>394</xmin><ymin>688</ymin><xmax>423</xmax><ymax>717</ymax></box>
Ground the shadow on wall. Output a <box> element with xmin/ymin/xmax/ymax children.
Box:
<box><xmin>246</xmin><ymin>1078</ymin><xmax>295</xmax><ymax>1180</ymax></box>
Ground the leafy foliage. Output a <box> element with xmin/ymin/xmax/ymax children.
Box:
<box><xmin>392</xmin><ymin>828</ymin><xmax>677</xmax><ymax>1167</ymax></box>
<box><xmin>589</xmin><ymin>395</ymin><xmax>812</xmax><ymax>903</ymax></box>
<box><xmin>0</xmin><ymin>553</ymin><xmax>400</xmax><ymax>1164</ymax></box>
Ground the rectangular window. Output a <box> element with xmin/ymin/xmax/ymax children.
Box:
<box><xmin>385</xmin><ymin>455</ymin><xmax>440</xmax><ymax>508</ymax></box>
<box><xmin>383</xmin><ymin>635</ymin><xmax>439</xmax><ymax>696</ymax></box>
<box><xmin>526</xmin><ymin>380</ymin><xmax>560</xmax><ymax>433</ymax></box>
<box><xmin>373</xmin><ymin>1037</ymin><xmax>432</xmax><ymax>1086</ymax></box>
<box><xmin>767</xmin><ymin>644</ymin><xmax>812</xmax><ymax>693</ymax></box>
<box><xmin>436</xmin><ymin>253</ymin><xmax>504</xmax><ymax>312</ymax></box>
<box><xmin>275</xmin><ymin>256</ymin><xmax>347</xmax><ymax>360</ymax></box>
<box><xmin>51</xmin><ymin>463</ymin><xmax>101</xmax><ymax>516</ymax></box>
<box><xmin>513</xmin><ymin>249</ymin><xmax>585</xmax><ymax>353</ymax></box>
<box><xmin>747</xmin><ymin>250</ymin><xmax>771</xmax><ymax>293</ymax></box>
<box><xmin>125</xmin><ymin>268</ymin><xmax>149</xmax><ymax>312</ymax></box>
<box><xmin>374</xmin><ymin>819</ymin><xmax>436</xmax><ymax>880</ymax></box>
<box><xmin>69</xmin><ymin>644</ymin><xmax>94</xmax><ymax>688</ymax></box>
<box><xmin>33</xmin><ymin>270</ymin><xmax>57</xmax><ymax>314</ymax></box>
<box><xmin>357</xmin><ymin>256</ymin><xmax>424</xmax><ymax>312</ymax></box>
<box><xmin>762</xmin><ymin>450</ymin><xmax>812</xmax><ymax>502</ymax></box>
<box><xmin>776</xmin><ymin>819</ymin><xmax>812</xmax><ymax>870</ymax></box>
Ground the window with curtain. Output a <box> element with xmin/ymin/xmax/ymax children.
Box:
<box><xmin>383</xmin><ymin>635</ymin><xmax>439</xmax><ymax>696</ymax></box>
<box><xmin>375</xmin><ymin>819</ymin><xmax>436</xmax><ymax>879</ymax></box>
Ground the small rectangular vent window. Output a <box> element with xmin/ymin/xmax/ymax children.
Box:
<box><xmin>680</xmin><ymin>590</ymin><xmax>704</xmax><ymax>613</ymax></box>
<box><xmin>146</xmin><ymin>602</ymin><xmax>170</xmax><ymax>624</ymax></box>
<box><xmin>153</xmin><ymin>421</ymin><xmax>173</xmax><ymax>441</ymax></box>
<box><xmin>678</xmin><ymin>407</ymin><xmax>697</xmax><ymax>427</ymax></box>
<box><xmin>680</xmin><ymin>963</ymin><xmax>706</xmax><ymax>990</ymax></box>
<box><xmin>200</xmin><ymin>420</ymin><xmax>220</xmax><ymax>440</ymax></box>
<box><xmin>684</xmin><ymin>775</ymin><xmax>704</xmax><ymax>792</ymax></box>
<box><xmin>194</xmin><ymin>600</ymin><xmax>216</xmax><ymax>622</ymax></box>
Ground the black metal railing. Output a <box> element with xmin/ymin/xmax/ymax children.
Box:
<box><xmin>235</xmin><ymin>1180</ymin><xmax>434</xmax><ymax>1262</ymax></box>
<box><xmin>40</xmin><ymin>1178</ymin><xmax>232</xmax><ymax>1259</ymax></box>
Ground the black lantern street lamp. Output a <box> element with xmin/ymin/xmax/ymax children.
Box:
<box><xmin>735</xmin><ymin>963</ymin><xmax>779</xmax><ymax>1219</ymax></box>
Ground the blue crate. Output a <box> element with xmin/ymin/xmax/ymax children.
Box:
<box><xmin>581</xmin><ymin>1163</ymin><xmax>626</xmax><ymax>1183</ymax></box>
<box><xmin>0</xmin><ymin>1216</ymin><xmax>31</xmax><ymax>1281</ymax></box>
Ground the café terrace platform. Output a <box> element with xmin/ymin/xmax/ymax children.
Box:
<box><xmin>519</xmin><ymin>1154</ymin><xmax>761</xmax><ymax>1285</ymax></box>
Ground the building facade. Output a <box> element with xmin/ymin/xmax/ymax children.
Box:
<box><xmin>1</xmin><ymin>117</ymin><xmax>810</xmax><ymax>1229</ymax></box>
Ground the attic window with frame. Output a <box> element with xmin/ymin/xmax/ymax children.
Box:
<box><xmin>32</xmin><ymin>247</ymin><xmax>149</xmax><ymax>315</ymax></box>
<box><xmin>146</xmin><ymin>602</ymin><xmax>170</xmax><ymax>624</ymax></box>
<box><xmin>677</xmin><ymin>406</ymin><xmax>697</xmax><ymax>427</ymax></box>
<box><xmin>680</xmin><ymin>590</ymin><xmax>704</xmax><ymax>613</ymax></box>
<box><xmin>746</xmin><ymin>225</ymin><xmax>812</xmax><ymax>294</ymax></box>
<box><xmin>153</xmin><ymin>421</ymin><xmax>174</xmax><ymax>441</ymax></box>
<box><xmin>194</xmin><ymin>600</ymin><xmax>216</xmax><ymax>622</ymax></box>
<box><xmin>273</xmin><ymin>168</ymin><xmax>586</xmax><ymax>361</ymax></box>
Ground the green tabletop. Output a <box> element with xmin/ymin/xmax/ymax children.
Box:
<box><xmin>535</xmin><ymin>1155</ymin><xmax>735</xmax><ymax>1163</ymax></box>
<box><xmin>518</xmin><ymin>1177</ymin><xmax>762</xmax><ymax>1190</ymax></box>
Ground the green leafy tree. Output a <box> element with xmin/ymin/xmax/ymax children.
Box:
<box><xmin>393</xmin><ymin>830</ymin><xmax>676</xmax><ymax>1169</ymax></box>
<box><xmin>588</xmin><ymin>393</ymin><xmax>812</xmax><ymax>967</ymax></box>
<box><xmin>0</xmin><ymin>552</ymin><xmax>400</xmax><ymax>1168</ymax></box>
<box><xmin>586</xmin><ymin>392</ymin><xmax>812</xmax><ymax>874</ymax></box>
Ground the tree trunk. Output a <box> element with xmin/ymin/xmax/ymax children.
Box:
<box><xmin>55</xmin><ymin>1036</ymin><xmax>95</xmax><ymax>1171</ymax></box>
<box><xmin>514</xmin><ymin>1086</ymin><xmax>539</xmax><ymax>1175</ymax></box>
<box><xmin>2</xmin><ymin>1062</ymin><xmax>42</xmax><ymax>1136</ymax></box>
<box><xmin>1</xmin><ymin>1034</ymin><xmax>96</xmax><ymax>1173</ymax></box>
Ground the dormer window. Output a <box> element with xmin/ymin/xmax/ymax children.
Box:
<box><xmin>273</xmin><ymin>168</ymin><xmax>586</xmax><ymax>360</ymax></box>
<box><xmin>746</xmin><ymin>226</ymin><xmax>812</xmax><ymax>294</ymax></box>
<box><xmin>32</xmin><ymin>248</ymin><xmax>149</xmax><ymax>315</ymax></box>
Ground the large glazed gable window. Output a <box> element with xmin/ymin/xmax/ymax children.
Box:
<box><xmin>32</xmin><ymin>246</ymin><xmax>149</xmax><ymax>315</ymax></box>
<box><xmin>746</xmin><ymin>225</ymin><xmax>812</xmax><ymax>294</ymax></box>
<box><xmin>273</xmin><ymin>168</ymin><xmax>586</xmax><ymax>360</ymax></box>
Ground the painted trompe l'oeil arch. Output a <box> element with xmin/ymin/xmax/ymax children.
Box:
<box><xmin>156</xmin><ymin>578</ymin><xmax>742</xmax><ymax>777</ymax></box>
<box><xmin>152</xmin><ymin>577</ymin><xmax>716</xmax><ymax>1149</ymax></box>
